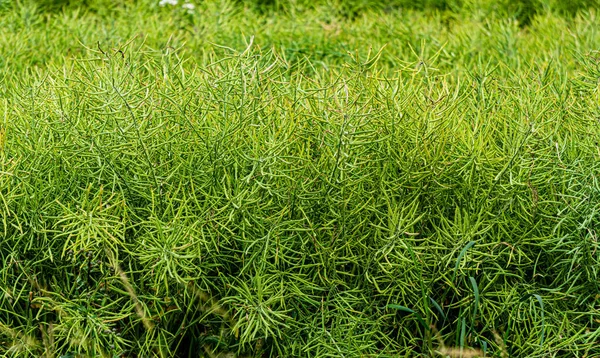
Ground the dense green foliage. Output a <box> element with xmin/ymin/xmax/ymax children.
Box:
<box><xmin>1</xmin><ymin>0</ymin><xmax>600</xmax><ymax>357</ymax></box>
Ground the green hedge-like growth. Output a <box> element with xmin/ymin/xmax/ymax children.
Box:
<box><xmin>1</xmin><ymin>1</ymin><xmax>599</xmax><ymax>357</ymax></box>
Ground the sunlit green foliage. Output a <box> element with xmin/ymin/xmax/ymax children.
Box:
<box><xmin>1</xmin><ymin>0</ymin><xmax>600</xmax><ymax>357</ymax></box>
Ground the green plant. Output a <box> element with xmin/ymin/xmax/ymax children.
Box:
<box><xmin>1</xmin><ymin>1</ymin><xmax>600</xmax><ymax>357</ymax></box>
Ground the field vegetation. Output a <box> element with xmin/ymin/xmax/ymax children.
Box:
<box><xmin>1</xmin><ymin>0</ymin><xmax>600</xmax><ymax>356</ymax></box>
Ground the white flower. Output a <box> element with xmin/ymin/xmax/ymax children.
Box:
<box><xmin>182</xmin><ymin>2</ymin><xmax>195</xmax><ymax>10</ymax></box>
<box><xmin>159</xmin><ymin>0</ymin><xmax>178</xmax><ymax>6</ymax></box>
